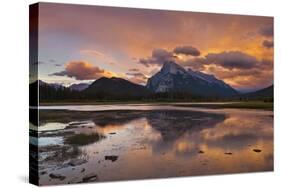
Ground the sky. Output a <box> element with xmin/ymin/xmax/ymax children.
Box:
<box><xmin>34</xmin><ymin>3</ymin><xmax>274</xmax><ymax>92</ymax></box>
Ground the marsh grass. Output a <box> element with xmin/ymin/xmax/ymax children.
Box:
<box><xmin>172</xmin><ymin>101</ymin><xmax>273</xmax><ymax>110</ymax></box>
<box><xmin>65</xmin><ymin>133</ymin><xmax>105</xmax><ymax>146</ymax></box>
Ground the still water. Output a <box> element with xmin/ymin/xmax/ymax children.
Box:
<box><xmin>31</xmin><ymin>104</ymin><xmax>273</xmax><ymax>185</ymax></box>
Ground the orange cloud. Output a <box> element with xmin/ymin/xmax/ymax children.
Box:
<box><xmin>50</xmin><ymin>61</ymin><xmax>115</xmax><ymax>80</ymax></box>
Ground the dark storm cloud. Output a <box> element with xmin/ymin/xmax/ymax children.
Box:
<box><xmin>205</xmin><ymin>51</ymin><xmax>258</xmax><ymax>69</ymax></box>
<box><xmin>51</xmin><ymin>70</ymin><xmax>67</xmax><ymax>76</ymax></box>
<box><xmin>184</xmin><ymin>51</ymin><xmax>260</xmax><ymax>70</ymax></box>
<box><xmin>173</xmin><ymin>46</ymin><xmax>200</xmax><ymax>56</ymax></box>
<box><xmin>138</xmin><ymin>48</ymin><xmax>175</xmax><ymax>67</ymax></box>
<box><xmin>259</xmin><ymin>25</ymin><xmax>273</xmax><ymax>37</ymax></box>
<box><xmin>262</xmin><ymin>40</ymin><xmax>274</xmax><ymax>49</ymax></box>
<box><xmin>32</xmin><ymin>59</ymin><xmax>59</xmax><ymax>66</ymax></box>
<box><xmin>138</xmin><ymin>46</ymin><xmax>200</xmax><ymax>67</ymax></box>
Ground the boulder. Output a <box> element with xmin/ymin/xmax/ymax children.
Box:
<box><xmin>49</xmin><ymin>173</ymin><xmax>66</xmax><ymax>180</ymax></box>
<box><xmin>82</xmin><ymin>173</ymin><xmax>97</xmax><ymax>182</ymax></box>
<box><xmin>69</xmin><ymin>158</ymin><xmax>87</xmax><ymax>166</ymax></box>
<box><xmin>105</xmin><ymin>155</ymin><xmax>118</xmax><ymax>162</ymax></box>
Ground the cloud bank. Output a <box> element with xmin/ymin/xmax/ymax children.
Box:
<box><xmin>259</xmin><ymin>25</ymin><xmax>274</xmax><ymax>37</ymax></box>
<box><xmin>50</xmin><ymin>61</ymin><xmax>114</xmax><ymax>80</ymax></box>
<box><xmin>173</xmin><ymin>46</ymin><xmax>201</xmax><ymax>56</ymax></box>
<box><xmin>262</xmin><ymin>40</ymin><xmax>274</xmax><ymax>49</ymax></box>
<box><xmin>139</xmin><ymin>46</ymin><xmax>200</xmax><ymax>67</ymax></box>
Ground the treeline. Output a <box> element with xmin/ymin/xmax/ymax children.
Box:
<box><xmin>39</xmin><ymin>84</ymin><xmax>83</xmax><ymax>101</ymax></box>
<box><xmin>30</xmin><ymin>81</ymin><xmax>223</xmax><ymax>103</ymax></box>
<box><xmin>235</xmin><ymin>96</ymin><xmax>273</xmax><ymax>103</ymax></box>
<box><xmin>29</xmin><ymin>80</ymin><xmax>273</xmax><ymax>103</ymax></box>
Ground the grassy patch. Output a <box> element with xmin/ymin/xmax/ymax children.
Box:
<box><xmin>65</xmin><ymin>133</ymin><xmax>105</xmax><ymax>146</ymax></box>
<box><xmin>218</xmin><ymin>102</ymin><xmax>273</xmax><ymax>110</ymax></box>
<box><xmin>173</xmin><ymin>101</ymin><xmax>273</xmax><ymax>110</ymax></box>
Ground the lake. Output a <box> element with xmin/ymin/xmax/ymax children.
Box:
<box><xmin>30</xmin><ymin>104</ymin><xmax>273</xmax><ymax>185</ymax></box>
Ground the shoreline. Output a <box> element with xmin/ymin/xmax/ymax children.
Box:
<box><xmin>38</xmin><ymin>101</ymin><xmax>273</xmax><ymax>111</ymax></box>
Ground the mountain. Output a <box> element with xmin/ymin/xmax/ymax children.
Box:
<box><xmin>31</xmin><ymin>80</ymin><xmax>80</xmax><ymax>101</ymax></box>
<box><xmin>83</xmin><ymin>77</ymin><xmax>151</xmax><ymax>100</ymax></box>
<box><xmin>242</xmin><ymin>85</ymin><xmax>273</xmax><ymax>100</ymax></box>
<box><xmin>29</xmin><ymin>80</ymin><xmax>40</xmax><ymax>106</ymax></box>
<box><xmin>69</xmin><ymin>83</ymin><xmax>90</xmax><ymax>91</ymax></box>
<box><xmin>147</xmin><ymin>61</ymin><xmax>237</xmax><ymax>98</ymax></box>
<box><xmin>39</xmin><ymin>80</ymin><xmax>65</xmax><ymax>90</ymax></box>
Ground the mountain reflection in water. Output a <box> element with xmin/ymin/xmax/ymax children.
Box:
<box><xmin>34</xmin><ymin>107</ymin><xmax>273</xmax><ymax>185</ymax></box>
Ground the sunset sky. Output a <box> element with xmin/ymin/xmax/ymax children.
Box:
<box><xmin>35</xmin><ymin>3</ymin><xmax>273</xmax><ymax>92</ymax></box>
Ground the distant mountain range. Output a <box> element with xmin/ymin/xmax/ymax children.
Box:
<box><xmin>39</xmin><ymin>80</ymin><xmax>65</xmax><ymax>90</ymax></box>
<box><xmin>31</xmin><ymin>80</ymin><xmax>82</xmax><ymax>102</ymax></box>
<box><xmin>31</xmin><ymin>61</ymin><xmax>273</xmax><ymax>102</ymax></box>
<box><xmin>241</xmin><ymin>85</ymin><xmax>273</xmax><ymax>100</ymax></box>
<box><xmin>83</xmin><ymin>77</ymin><xmax>151</xmax><ymax>100</ymax></box>
<box><xmin>69</xmin><ymin>83</ymin><xmax>90</xmax><ymax>91</ymax></box>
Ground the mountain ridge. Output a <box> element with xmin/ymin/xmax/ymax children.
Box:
<box><xmin>83</xmin><ymin>77</ymin><xmax>151</xmax><ymax>100</ymax></box>
<box><xmin>32</xmin><ymin>62</ymin><xmax>273</xmax><ymax>102</ymax></box>
<box><xmin>241</xmin><ymin>85</ymin><xmax>273</xmax><ymax>100</ymax></box>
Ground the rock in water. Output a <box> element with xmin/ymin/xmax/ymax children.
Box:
<box><xmin>224</xmin><ymin>152</ymin><xmax>233</xmax><ymax>155</ymax></box>
<box><xmin>253</xmin><ymin>149</ymin><xmax>262</xmax><ymax>153</ymax></box>
<box><xmin>105</xmin><ymin>155</ymin><xmax>118</xmax><ymax>162</ymax></box>
<box><xmin>69</xmin><ymin>158</ymin><xmax>87</xmax><ymax>166</ymax></box>
<box><xmin>82</xmin><ymin>173</ymin><xmax>97</xmax><ymax>182</ymax></box>
<box><xmin>49</xmin><ymin>173</ymin><xmax>66</xmax><ymax>180</ymax></box>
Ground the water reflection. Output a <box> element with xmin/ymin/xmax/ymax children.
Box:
<box><xmin>36</xmin><ymin>107</ymin><xmax>273</xmax><ymax>185</ymax></box>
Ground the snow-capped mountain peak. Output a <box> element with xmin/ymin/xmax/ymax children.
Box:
<box><xmin>160</xmin><ymin>61</ymin><xmax>186</xmax><ymax>75</ymax></box>
<box><xmin>69</xmin><ymin>83</ymin><xmax>90</xmax><ymax>91</ymax></box>
<box><xmin>146</xmin><ymin>61</ymin><xmax>237</xmax><ymax>97</ymax></box>
<box><xmin>186</xmin><ymin>68</ymin><xmax>230</xmax><ymax>88</ymax></box>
